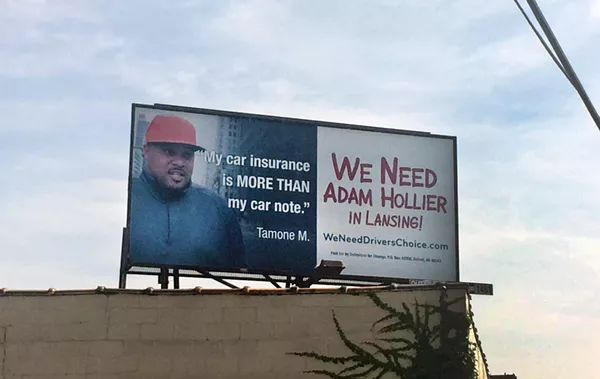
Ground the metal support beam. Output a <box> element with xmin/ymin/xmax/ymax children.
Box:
<box><xmin>263</xmin><ymin>275</ymin><xmax>281</xmax><ymax>288</ymax></box>
<box><xmin>199</xmin><ymin>271</ymin><xmax>239</xmax><ymax>289</ymax></box>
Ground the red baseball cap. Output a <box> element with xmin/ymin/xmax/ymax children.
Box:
<box><xmin>145</xmin><ymin>115</ymin><xmax>204</xmax><ymax>151</ymax></box>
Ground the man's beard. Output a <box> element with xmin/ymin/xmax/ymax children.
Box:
<box><xmin>154</xmin><ymin>173</ymin><xmax>191</xmax><ymax>200</ymax></box>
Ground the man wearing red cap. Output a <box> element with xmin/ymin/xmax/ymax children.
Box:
<box><xmin>129</xmin><ymin>114</ymin><xmax>246</xmax><ymax>269</ymax></box>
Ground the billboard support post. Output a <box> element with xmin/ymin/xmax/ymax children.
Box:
<box><xmin>118</xmin><ymin>268</ymin><xmax>127</xmax><ymax>289</ymax></box>
<box><xmin>173</xmin><ymin>269</ymin><xmax>181</xmax><ymax>289</ymax></box>
<box><xmin>159</xmin><ymin>268</ymin><xmax>169</xmax><ymax>289</ymax></box>
<box><xmin>118</xmin><ymin>227</ymin><xmax>129</xmax><ymax>289</ymax></box>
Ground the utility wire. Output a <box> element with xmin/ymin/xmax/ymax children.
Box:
<box><xmin>513</xmin><ymin>0</ymin><xmax>600</xmax><ymax>132</ymax></box>
<box><xmin>526</xmin><ymin>0</ymin><xmax>600</xmax><ymax>132</ymax></box>
<box><xmin>511</xmin><ymin>0</ymin><xmax>568</xmax><ymax>81</ymax></box>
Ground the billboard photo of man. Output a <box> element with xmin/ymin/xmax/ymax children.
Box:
<box><xmin>128</xmin><ymin>114</ymin><xmax>247</xmax><ymax>269</ymax></box>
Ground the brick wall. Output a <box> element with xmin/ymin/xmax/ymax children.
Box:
<box><xmin>0</xmin><ymin>286</ymin><xmax>479</xmax><ymax>379</ymax></box>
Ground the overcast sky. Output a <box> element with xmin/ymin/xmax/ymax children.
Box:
<box><xmin>1</xmin><ymin>0</ymin><xmax>599</xmax><ymax>378</ymax></box>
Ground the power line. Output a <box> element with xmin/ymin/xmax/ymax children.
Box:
<box><xmin>513</xmin><ymin>0</ymin><xmax>600</xmax><ymax>132</ymax></box>
<box><xmin>511</xmin><ymin>0</ymin><xmax>567</xmax><ymax>80</ymax></box>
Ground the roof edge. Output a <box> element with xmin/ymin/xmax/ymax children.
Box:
<box><xmin>0</xmin><ymin>283</ymin><xmax>472</xmax><ymax>297</ymax></box>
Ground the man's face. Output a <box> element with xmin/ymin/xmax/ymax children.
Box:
<box><xmin>143</xmin><ymin>143</ymin><xmax>196</xmax><ymax>191</ymax></box>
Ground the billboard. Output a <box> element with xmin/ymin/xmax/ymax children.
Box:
<box><xmin>124</xmin><ymin>103</ymin><xmax>459</xmax><ymax>283</ymax></box>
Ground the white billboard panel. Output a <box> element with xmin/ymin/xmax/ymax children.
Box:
<box><xmin>316</xmin><ymin>127</ymin><xmax>457</xmax><ymax>281</ymax></box>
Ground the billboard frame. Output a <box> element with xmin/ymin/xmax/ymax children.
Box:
<box><xmin>120</xmin><ymin>102</ymin><xmax>461</xmax><ymax>289</ymax></box>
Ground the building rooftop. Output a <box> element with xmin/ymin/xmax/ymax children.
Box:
<box><xmin>0</xmin><ymin>282</ymin><xmax>491</xmax><ymax>377</ymax></box>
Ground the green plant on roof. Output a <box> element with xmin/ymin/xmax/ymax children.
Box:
<box><xmin>289</xmin><ymin>288</ymin><xmax>479</xmax><ymax>379</ymax></box>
